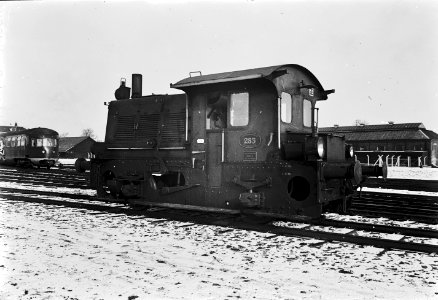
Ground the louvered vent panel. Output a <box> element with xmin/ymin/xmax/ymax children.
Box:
<box><xmin>137</xmin><ymin>114</ymin><xmax>160</xmax><ymax>139</ymax></box>
<box><xmin>114</xmin><ymin>116</ymin><xmax>135</xmax><ymax>140</ymax></box>
<box><xmin>161</xmin><ymin>111</ymin><xmax>186</xmax><ymax>144</ymax></box>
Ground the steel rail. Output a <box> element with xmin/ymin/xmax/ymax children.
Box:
<box><xmin>316</xmin><ymin>218</ymin><xmax>438</xmax><ymax>239</ymax></box>
<box><xmin>1</xmin><ymin>191</ymin><xmax>437</xmax><ymax>254</ymax></box>
<box><xmin>0</xmin><ymin>176</ymin><xmax>89</xmax><ymax>189</ymax></box>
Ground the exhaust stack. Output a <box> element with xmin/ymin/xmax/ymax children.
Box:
<box><xmin>132</xmin><ymin>74</ymin><xmax>142</xmax><ymax>98</ymax></box>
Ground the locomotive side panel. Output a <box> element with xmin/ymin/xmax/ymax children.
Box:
<box><xmin>105</xmin><ymin>94</ymin><xmax>188</xmax><ymax>151</ymax></box>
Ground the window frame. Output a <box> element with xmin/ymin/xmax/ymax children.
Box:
<box><xmin>303</xmin><ymin>99</ymin><xmax>312</xmax><ymax>128</ymax></box>
<box><xmin>229</xmin><ymin>91</ymin><xmax>249</xmax><ymax>128</ymax></box>
<box><xmin>280</xmin><ymin>92</ymin><xmax>293</xmax><ymax>124</ymax></box>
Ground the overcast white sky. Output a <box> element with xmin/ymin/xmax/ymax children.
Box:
<box><xmin>1</xmin><ymin>0</ymin><xmax>437</xmax><ymax>140</ymax></box>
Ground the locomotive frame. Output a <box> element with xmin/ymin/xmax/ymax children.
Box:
<box><xmin>83</xmin><ymin>64</ymin><xmax>385</xmax><ymax>219</ymax></box>
<box><xmin>0</xmin><ymin>127</ymin><xmax>59</xmax><ymax>168</ymax></box>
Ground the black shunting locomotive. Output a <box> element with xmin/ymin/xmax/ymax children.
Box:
<box><xmin>80</xmin><ymin>64</ymin><xmax>386</xmax><ymax>219</ymax></box>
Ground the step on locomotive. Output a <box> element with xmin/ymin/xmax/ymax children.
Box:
<box><xmin>77</xmin><ymin>64</ymin><xmax>386</xmax><ymax>219</ymax></box>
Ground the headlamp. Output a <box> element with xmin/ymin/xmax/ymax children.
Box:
<box><xmin>345</xmin><ymin>144</ymin><xmax>354</xmax><ymax>158</ymax></box>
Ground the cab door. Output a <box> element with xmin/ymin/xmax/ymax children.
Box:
<box><xmin>205</xmin><ymin>94</ymin><xmax>228</xmax><ymax>187</ymax></box>
<box><xmin>224</xmin><ymin>90</ymin><xmax>276</xmax><ymax>163</ymax></box>
<box><xmin>206</xmin><ymin>130</ymin><xmax>223</xmax><ymax>187</ymax></box>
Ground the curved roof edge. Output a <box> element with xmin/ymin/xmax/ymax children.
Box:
<box><xmin>0</xmin><ymin>127</ymin><xmax>59</xmax><ymax>137</ymax></box>
<box><xmin>170</xmin><ymin>64</ymin><xmax>324</xmax><ymax>91</ymax></box>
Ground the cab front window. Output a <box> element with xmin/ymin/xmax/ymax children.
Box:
<box><xmin>280</xmin><ymin>92</ymin><xmax>292</xmax><ymax>123</ymax></box>
<box><xmin>303</xmin><ymin>99</ymin><xmax>312</xmax><ymax>127</ymax></box>
<box><xmin>43</xmin><ymin>138</ymin><xmax>56</xmax><ymax>147</ymax></box>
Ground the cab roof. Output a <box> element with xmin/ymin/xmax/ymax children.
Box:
<box><xmin>170</xmin><ymin>64</ymin><xmax>329</xmax><ymax>100</ymax></box>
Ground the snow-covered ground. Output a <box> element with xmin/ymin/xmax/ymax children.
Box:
<box><xmin>363</xmin><ymin>167</ymin><xmax>438</xmax><ymax>196</ymax></box>
<box><xmin>0</xmin><ymin>199</ymin><xmax>437</xmax><ymax>299</ymax></box>
<box><xmin>0</xmin><ymin>167</ymin><xmax>437</xmax><ymax>299</ymax></box>
<box><xmin>386</xmin><ymin>166</ymin><xmax>438</xmax><ymax>180</ymax></box>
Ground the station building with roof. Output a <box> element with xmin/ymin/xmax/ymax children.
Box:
<box><xmin>319</xmin><ymin>123</ymin><xmax>438</xmax><ymax>167</ymax></box>
<box><xmin>59</xmin><ymin>136</ymin><xmax>96</xmax><ymax>159</ymax></box>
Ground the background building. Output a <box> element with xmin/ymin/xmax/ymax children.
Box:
<box><xmin>0</xmin><ymin>125</ymin><xmax>26</xmax><ymax>133</ymax></box>
<box><xmin>320</xmin><ymin>123</ymin><xmax>438</xmax><ymax>167</ymax></box>
<box><xmin>59</xmin><ymin>136</ymin><xmax>95</xmax><ymax>159</ymax></box>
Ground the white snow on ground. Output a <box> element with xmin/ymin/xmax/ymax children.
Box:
<box><xmin>0</xmin><ymin>167</ymin><xmax>437</xmax><ymax>299</ymax></box>
<box><xmin>363</xmin><ymin>167</ymin><xmax>438</xmax><ymax>196</ymax></box>
<box><xmin>387</xmin><ymin>167</ymin><xmax>438</xmax><ymax>180</ymax></box>
<box><xmin>0</xmin><ymin>181</ymin><xmax>96</xmax><ymax>197</ymax></box>
<box><xmin>361</xmin><ymin>187</ymin><xmax>438</xmax><ymax>197</ymax></box>
<box><xmin>0</xmin><ymin>201</ymin><xmax>437</xmax><ymax>300</ymax></box>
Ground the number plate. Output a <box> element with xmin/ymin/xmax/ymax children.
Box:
<box><xmin>239</xmin><ymin>134</ymin><xmax>261</xmax><ymax>149</ymax></box>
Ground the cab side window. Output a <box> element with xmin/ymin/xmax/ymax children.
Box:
<box><xmin>230</xmin><ymin>92</ymin><xmax>249</xmax><ymax>127</ymax></box>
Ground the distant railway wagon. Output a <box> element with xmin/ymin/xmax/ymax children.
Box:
<box><xmin>0</xmin><ymin>127</ymin><xmax>59</xmax><ymax>168</ymax></box>
<box><xmin>79</xmin><ymin>64</ymin><xmax>386</xmax><ymax>219</ymax></box>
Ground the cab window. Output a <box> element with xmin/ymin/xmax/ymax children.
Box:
<box><xmin>280</xmin><ymin>92</ymin><xmax>292</xmax><ymax>123</ymax></box>
<box><xmin>303</xmin><ymin>99</ymin><xmax>312</xmax><ymax>127</ymax></box>
<box><xmin>230</xmin><ymin>92</ymin><xmax>249</xmax><ymax>127</ymax></box>
<box><xmin>43</xmin><ymin>138</ymin><xmax>56</xmax><ymax>147</ymax></box>
<box><xmin>206</xmin><ymin>94</ymin><xmax>228</xmax><ymax>130</ymax></box>
<box><xmin>37</xmin><ymin>139</ymin><xmax>43</xmax><ymax>147</ymax></box>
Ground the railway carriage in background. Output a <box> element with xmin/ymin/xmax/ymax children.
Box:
<box><xmin>0</xmin><ymin>127</ymin><xmax>59</xmax><ymax>169</ymax></box>
<box><xmin>82</xmin><ymin>64</ymin><xmax>386</xmax><ymax>219</ymax></box>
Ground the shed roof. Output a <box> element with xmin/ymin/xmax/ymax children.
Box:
<box><xmin>338</xmin><ymin>130</ymin><xmax>429</xmax><ymax>141</ymax></box>
<box><xmin>423</xmin><ymin>129</ymin><xmax>438</xmax><ymax>140</ymax></box>
<box><xmin>319</xmin><ymin>123</ymin><xmax>425</xmax><ymax>133</ymax></box>
<box><xmin>320</xmin><ymin>123</ymin><xmax>437</xmax><ymax>141</ymax></box>
<box><xmin>0</xmin><ymin>125</ymin><xmax>26</xmax><ymax>133</ymax></box>
<box><xmin>59</xmin><ymin>136</ymin><xmax>94</xmax><ymax>152</ymax></box>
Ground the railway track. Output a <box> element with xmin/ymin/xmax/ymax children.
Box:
<box><xmin>351</xmin><ymin>192</ymin><xmax>438</xmax><ymax>224</ymax></box>
<box><xmin>363</xmin><ymin>177</ymin><xmax>438</xmax><ymax>192</ymax></box>
<box><xmin>1</xmin><ymin>165</ymin><xmax>437</xmax><ymax>253</ymax></box>
<box><xmin>1</xmin><ymin>184</ymin><xmax>437</xmax><ymax>254</ymax></box>
<box><xmin>0</xmin><ymin>165</ymin><xmax>89</xmax><ymax>189</ymax></box>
